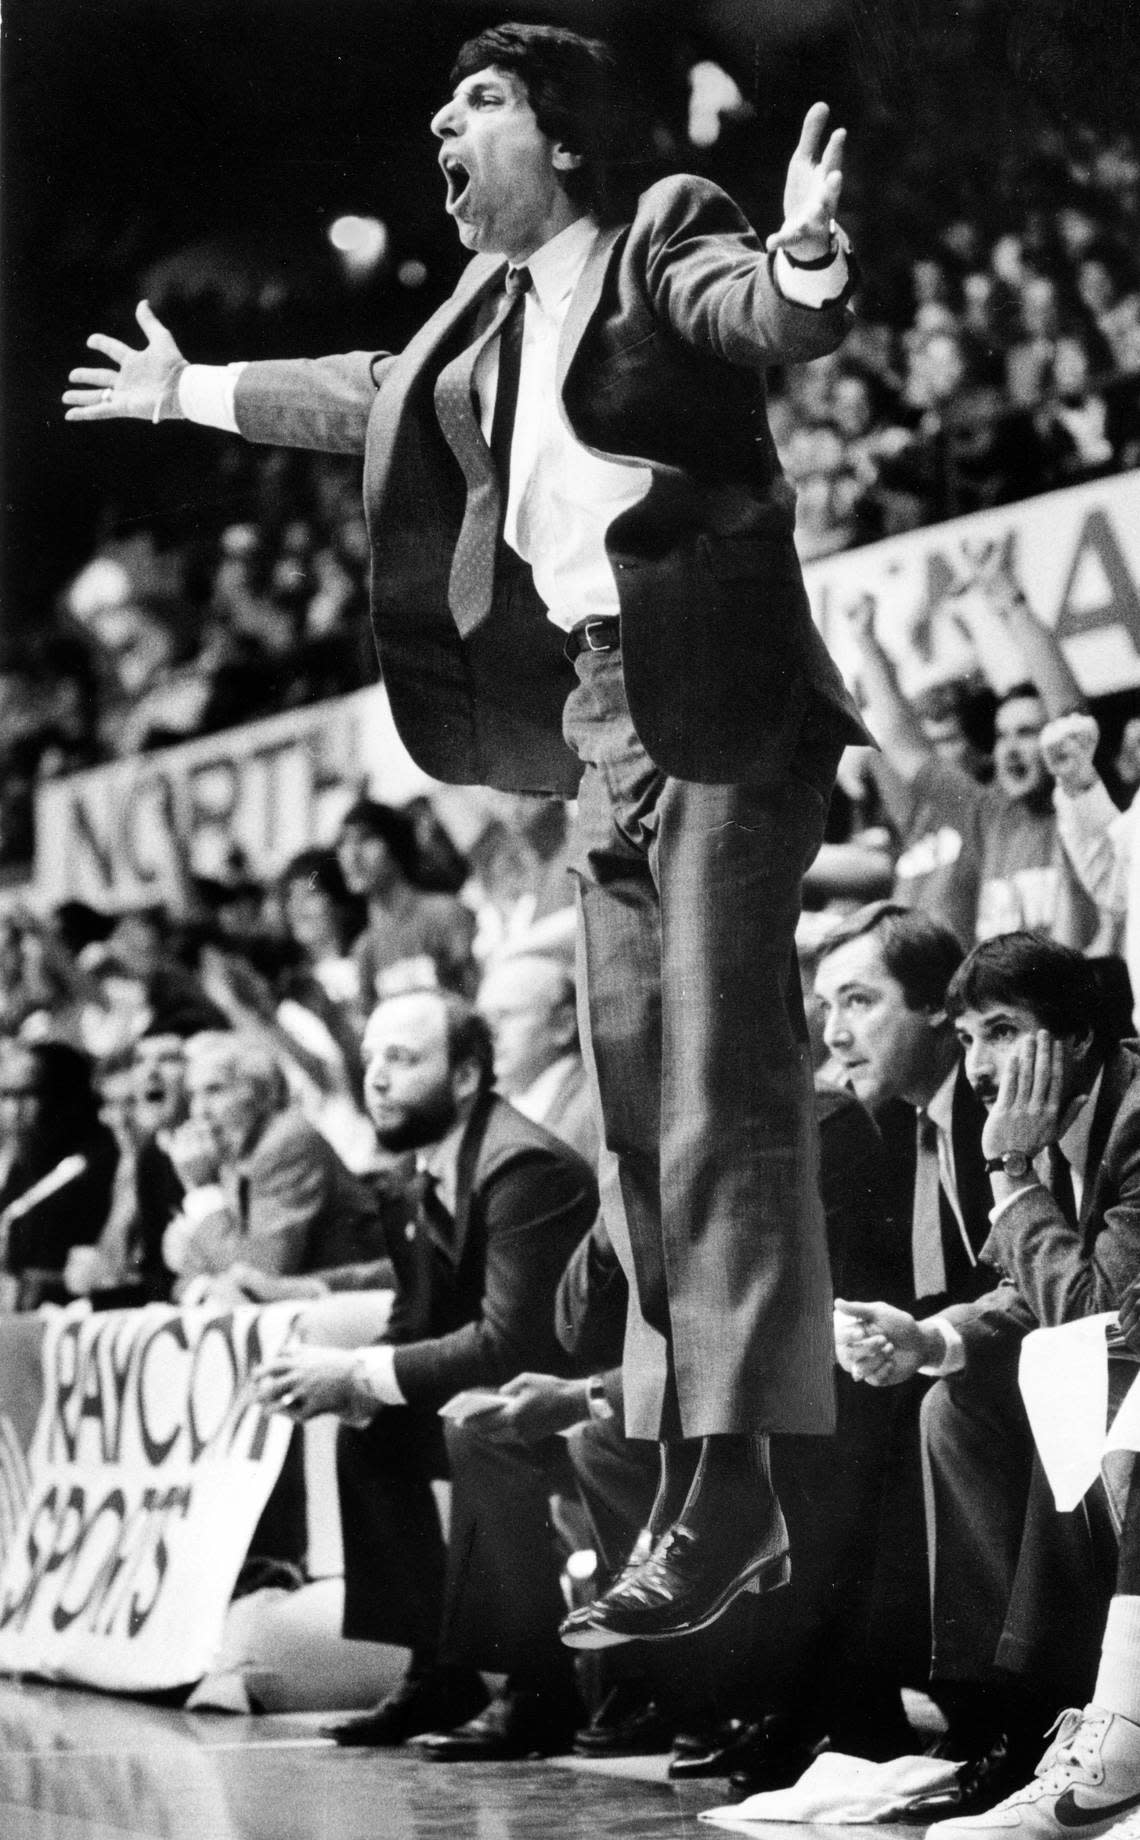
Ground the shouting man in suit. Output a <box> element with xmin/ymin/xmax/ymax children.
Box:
<box><xmin>66</xmin><ymin>21</ymin><xmax>868</xmax><ymax>1636</ymax></box>
<box><xmin>255</xmin><ymin>988</ymin><xmax>597</xmax><ymax>1749</ymax></box>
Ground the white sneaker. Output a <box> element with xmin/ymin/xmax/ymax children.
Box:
<box><xmin>926</xmin><ymin>1707</ymin><xmax>1140</xmax><ymax>1840</ymax></box>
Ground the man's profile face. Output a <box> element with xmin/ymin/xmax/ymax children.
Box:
<box><xmin>186</xmin><ymin>1054</ymin><xmax>273</xmax><ymax>1161</ymax></box>
<box><xmin>477</xmin><ymin>957</ymin><xmax>573</xmax><ymax>1096</ymax></box>
<box><xmin>363</xmin><ymin>992</ymin><xmax>462</xmax><ymax>1153</ymax></box>
<box><xmin>993</xmin><ymin>694</ymin><xmax>1047</xmax><ymax>802</ymax></box>
<box><xmin>813</xmin><ymin>932</ymin><xmax>941</xmax><ymax>1108</ymax></box>
<box><xmin>431</xmin><ymin>65</ymin><xmax>580</xmax><ymax>260</ymax></box>
<box><xmin>954</xmin><ymin>1000</ymin><xmax>1079</xmax><ymax>1110</ymax></box>
<box><xmin>336</xmin><ymin>824</ymin><xmax>394</xmax><ymax>898</ymax></box>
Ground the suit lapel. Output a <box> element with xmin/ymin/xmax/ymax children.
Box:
<box><xmin>951</xmin><ymin>1066</ymin><xmax>992</xmax><ymax>1256</ymax></box>
<box><xmin>366</xmin><ymin>254</ymin><xmax>506</xmax><ymax>474</ymax></box>
<box><xmin>555</xmin><ymin>222</ymin><xmax>624</xmax><ymax>403</ymax></box>
<box><xmin>1082</xmin><ymin>1046</ymin><xmax>1135</xmax><ymax>1226</ymax></box>
<box><xmin>451</xmin><ymin>1091</ymin><xmax>496</xmax><ymax>1269</ymax></box>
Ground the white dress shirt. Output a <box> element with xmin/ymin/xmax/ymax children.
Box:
<box><xmin>177</xmin><ymin>216</ymin><xmax>848</xmax><ymax>634</ymax></box>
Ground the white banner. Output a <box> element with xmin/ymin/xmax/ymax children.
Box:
<box><xmin>804</xmin><ymin>470</ymin><xmax>1140</xmax><ymax>703</ymax></box>
<box><xmin>0</xmin><ymin>1302</ymin><xmax>296</xmax><ymax>1692</ymax></box>
<box><xmin>32</xmin><ymin>684</ymin><xmax>439</xmax><ymax>909</ymax></box>
<box><xmin>31</xmin><ymin>471</ymin><xmax>1140</xmax><ymax>907</ymax></box>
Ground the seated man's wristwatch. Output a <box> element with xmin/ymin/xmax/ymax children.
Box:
<box><xmin>984</xmin><ymin>1150</ymin><xmax>1034</xmax><ymax>1178</ymax></box>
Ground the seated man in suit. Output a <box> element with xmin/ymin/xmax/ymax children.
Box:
<box><xmin>254</xmin><ymin>989</ymin><xmax>598</xmax><ymax>1753</ymax></box>
<box><xmin>837</xmin><ymin>932</ymin><xmax>1139</xmax><ymax>1811</ymax></box>
<box><xmin>64</xmin><ymin>1027</ymin><xmax>191</xmax><ymax>1306</ymax></box>
<box><xmin>161</xmin><ymin>1029</ymin><xmax>381</xmax><ymax>1298</ymax></box>
<box><xmin>476</xmin><ymin>951</ymin><xmax>599</xmax><ymax>1167</ymax></box>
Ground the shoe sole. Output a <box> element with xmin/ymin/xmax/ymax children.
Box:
<box><xmin>560</xmin><ymin>1549</ymin><xmax>790</xmax><ymax>1649</ymax></box>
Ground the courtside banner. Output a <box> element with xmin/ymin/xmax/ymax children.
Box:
<box><xmin>0</xmin><ymin>1302</ymin><xmax>296</xmax><ymax>1692</ymax></box>
<box><xmin>806</xmin><ymin>468</ymin><xmax>1140</xmax><ymax>702</ymax></box>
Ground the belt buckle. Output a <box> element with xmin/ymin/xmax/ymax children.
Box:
<box><xmin>581</xmin><ymin>619</ymin><xmax>612</xmax><ymax>653</ymax></box>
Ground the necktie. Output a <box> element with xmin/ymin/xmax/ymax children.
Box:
<box><xmin>414</xmin><ymin>1169</ymin><xmax>454</xmax><ymax>1258</ymax></box>
<box><xmin>434</xmin><ymin>265</ymin><xmax>532</xmax><ymax>636</ymax></box>
<box><xmin>1049</xmin><ymin>1143</ymin><xmax>1077</xmax><ymax>1221</ymax></box>
<box><xmin>912</xmin><ymin>1111</ymin><xmax>948</xmax><ymax>1301</ymax></box>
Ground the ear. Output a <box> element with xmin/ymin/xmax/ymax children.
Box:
<box><xmin>552</xmin><ymin>144</ymin><xmax>584</xmax><ymax>172</ymax></box>
<box><xmin>452</xmin><ymin>1059</ymin><xmax>482</xmax><ymax>1107</ymax></box>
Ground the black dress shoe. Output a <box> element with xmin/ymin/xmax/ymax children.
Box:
<box><xmin>905</xmin><ymin>1734</ymin><xmax>1038</xmax><ymax>1819</ymax></box>
<box><xmin>670</xmin><ymin>1721</ymin><xmax>766</xmax><ymax>1780</ymax></box>
<box><xmin>725</xmin><ymin>1718</ymin><xmax>826</xmax><ymax>1793</ymax></box>
<box><xmin>560</xmin><ymin>1513</ymin><xmax>789</xmax><ymax>1647</ymax></box>
<box><xmin>573</xmin><ymin>1683</ymin><xmax>677</xmax><ymax>1757</ymax></box>
<box><xmin>559</xmin><ymin>1528</ymin><xmax>655</xmax><ymax>1651</ymax></box>
<box><xmin>322</xmin><ymin>1666</ymin><xmax>488</xmax><ymax>1748</ymax></box>
<box><xmin>415</xmin><ymin>1690</ymin><xmax>579</xmax><ymax>1762</ymax></box>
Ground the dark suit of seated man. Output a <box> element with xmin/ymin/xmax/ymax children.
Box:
<box><xmin>837</xmin><ymin>932</ymin><xmax>1140</xmax><ymax>1813</ymax></box>
<box><xmin>254</xmin><ymin>988</ymin><xmax>597</xmax><ymax>1750</ymax></box>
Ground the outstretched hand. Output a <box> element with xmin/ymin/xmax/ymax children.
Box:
<box><xmin>63</xmin><ymin>299</ymin><xmax>186</xmax><ymax>423</ymax></box>
<box><xmin>767</xmin><ymin>102</ymin><xmax>845</xmax><ymax>260</ymax></box>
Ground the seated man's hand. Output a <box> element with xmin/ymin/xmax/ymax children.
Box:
<box><xmin>834</xmin><ymin>1299</ymin><xmax>937</xmax><ymax>1386</ymax></box>
<box><xmin>226</xmin><ymin>1262</ymin><xmax>329</xmax><ymax>1303</ymax></box>
<box><xmin>167</xmin><ymin>1118</ymin><xmax>223</xmax><ymax>1192</ymax></box>
<box><xmin>462</xmin><ymin>1373</ymin><xmax>590</xmax><ymax>1444</ymax></box>
<box><xmin>254</xmin><ymin>1346</ymin><xmax>372</xmax><ymax>1422</ymax></box>
<box><xmin>980</xmin><ymin>1028</ymin><xmax>1068</xmax><ymax>1167</ymax></box>
<box><xmin>64</xmin><ymin>1245</ymin><xmax>113</xmax><ymax>1296</ymax></box>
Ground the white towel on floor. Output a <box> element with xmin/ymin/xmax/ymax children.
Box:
<box><xmin>699</xmin><ymin>1750</ymin><xmax>963</xmax><ymax>1827</ymax></box>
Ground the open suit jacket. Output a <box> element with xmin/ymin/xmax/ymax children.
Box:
<box><xmin>946</xmin><ymin>1040</ymin><xmax>1140</xmax><ymax>1361</ymax></box>
<box><xmin>335</xmin><ymin>1089</ymin><xmax>598</xmax><ymax>1652</ymax></box>
<box><xmin>383</xmin><ymin>1088</ymin><xmax>599</xmax><ymax>1409</ymax></box>
<box><xmin>232</xmin><ymin>173</ymin><xmax>870</xmax><ymax>795</ymax></box>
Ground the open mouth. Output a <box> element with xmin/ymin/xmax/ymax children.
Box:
<box><xmin>441</xmin><ymin>156</ymin><xmax>471</xmax><ymax>212</ymax></box>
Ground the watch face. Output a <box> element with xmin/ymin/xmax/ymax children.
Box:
<box><xmin>1004</xmin><ymin>1152</ymin><xmax>1031</xmax><ymax>1178</ymax></box>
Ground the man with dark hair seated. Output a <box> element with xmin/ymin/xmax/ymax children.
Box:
<box><xmin>254</xmin><ymin>989</ymin><xmax>598</xmax><ymax>1755</ymax></box>
<box><xmin>838</xmin><ymin>931</ymin><xmax>1140</xmax><ymax>1814</ymax></box>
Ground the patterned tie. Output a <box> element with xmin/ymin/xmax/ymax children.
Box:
<box><xmin>434</xmin><ymin>265</ymin><xmax>532</xmax><ymax>636</ymax></box>
<box><xmin>912</xmin><ymin>1110</ymin><xmax>948</xmax><ymax>1301</ymax></box>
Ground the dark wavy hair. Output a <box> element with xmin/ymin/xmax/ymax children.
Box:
<box><xmin>450</xmin><ymin>22</ymin><xmax>657</xmax><ymax>223</ymax></box>
<box><xmin>945</xmin><ymin>931</ymin><xmax>1103</xmax><ymax>1045</ymax></box>
<box><xmin>816</xmin><ymin>900</ymin><xmax>966</xmax><ymax>1014</ymax></box>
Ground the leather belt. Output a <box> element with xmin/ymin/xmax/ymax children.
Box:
<box><xmin>564</xmin><ymin>616</ymin><xmax>621</xmax><ymax>661</ymax></box>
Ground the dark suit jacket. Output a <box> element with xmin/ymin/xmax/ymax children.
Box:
<box><xmin>949</xmin><ymin>1042</ymin><xmax>1140</xmax><ymax>1364</ymax></box>
<box><xmin>386</xmin><ymin>1091</ymin><xmax>599</xmax><ymax>1412</ymax></box>
<box><xmin>233</xmin><ymin>173</ymin><xmax>869</xmax><ymax>795</ymax></box>
<box><xmin>2</xmin><ymin>1121</ymin><xmax>119</xmax><ymax>1283</ymax></box>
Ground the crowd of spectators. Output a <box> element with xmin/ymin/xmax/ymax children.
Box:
<box><xmin>3</xmin><ymin>104</ymin><xmax>1140</xmax><ymax>877</ymax></box>
<box><xmin>775</xmin><ymin>121</ymin><xmax>1140</xmax><ymax>559</ymax></box>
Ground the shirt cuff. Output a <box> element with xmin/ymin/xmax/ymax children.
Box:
<box><xmin>178</xmin><ymin>362</ymin><xmax>248</xmax><ymax>433</ymax></box>
<box><xmin>989</xmin><ymin>1180</ymin><xmax>1046</xmax><ymax>1226</ymax></box>
<box><xmin>774</xmin><ymin>225</ymin><xmax>851</xmax><ymax>309</ymax></box>
<box><xmin>918</xmin><ymin>1314</ymin><xmax>966</xmax><ymax>1376</ymax></box>
<box><xmin>352</xmin><ymin>1343</ymin><xmax>406</xmax><ymax>1408</ymax></box>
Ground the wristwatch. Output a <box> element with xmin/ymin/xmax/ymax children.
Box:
<box><xmin>984</xmin><ymin>1150</ymin><xmax>1034</xmax><ymax>1179</ymax></box>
